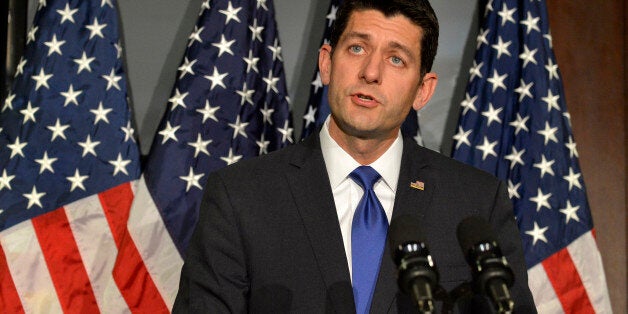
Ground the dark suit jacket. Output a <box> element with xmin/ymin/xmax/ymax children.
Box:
<box><xmin>173</xmin><ymin>134</ymin><xmax>536</xmax><ymax>313</ymax></box>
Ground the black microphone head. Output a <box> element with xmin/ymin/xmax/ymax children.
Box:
<box><xmin>388</xmin><ymin>215</ymin><xmax>425</xmax><ymax>265</ymax></box>
<box><xmin>456</xmin><ymin>215</ymin><xmax>498</xmax><ymax>255</ymax></box>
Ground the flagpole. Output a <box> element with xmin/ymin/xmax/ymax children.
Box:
<box><xmin>3</xmin><ymin>0</ymin><xmax>27</xmax><ymax>99</ymax></box>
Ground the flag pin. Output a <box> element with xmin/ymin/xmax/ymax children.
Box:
<box><xmin>410</xmin><ymin>180</ymin><xmax>425</xmax><ymax>190</ymax></box>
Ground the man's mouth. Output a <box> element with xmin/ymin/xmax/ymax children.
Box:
<box><xmin>357</xmin><ymin>94</ymin><xmax>373</xmax><ymax>101</ymax></box>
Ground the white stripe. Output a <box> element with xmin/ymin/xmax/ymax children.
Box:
<box><xmin>0</xmin><ymin>220</ymin><xmax>64</xmax><ymax>314</ymax></box>
<box><xmin>528</xmin><ymin>264</ymin><xmax>564</xmax><ymax>314</ymax></box>
<box><xmin>566</xmin><ymin>231</ymin><xmax>612</xmax><ymax>313</ymax></box>
<box><xmin>64</xmin><ymin>195</ymin><xmax>130</xmax><ymax>313</ymax></box>
<box><xmin>127</xmin><ymin>175</ymin><xmax>184</xmax><ymax>310</ymax></box>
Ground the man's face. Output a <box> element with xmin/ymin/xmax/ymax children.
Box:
<box><xmin>319</xmin><ymin>9</ymin><xmax>437</xmax><ymax>142</ymax></box>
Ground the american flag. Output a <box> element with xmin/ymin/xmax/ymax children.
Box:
<box><xmin>116</xmin><ymin>0</ymin><xmax>293</xmax><ymax>309</ymax></box>
<box><xmin>300</xmin><ymin>0</ymin><xmax>421</xmax><ymax>143</ymax></box>
<box><xmin>0</xmin><ymin>0</ymin><xmax>144</xmax><ymax>312</ymax></box>
<box><xmin>452</xmin><ymin>0</ymin><xmax>612</xmax><ymax>312</ymax></box>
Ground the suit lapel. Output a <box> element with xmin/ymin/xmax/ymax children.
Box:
<box><xmin>286</xmin><ymin>134</ymin><xmax>355</xmax><ymax>313</ymax></box>
<box><xmin>371</xmin><ymin>138</ymin><xmax>437</xmax><ymax>313</ymax></box>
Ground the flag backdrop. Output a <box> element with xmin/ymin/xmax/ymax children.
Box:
<box><xmin>452</xmin><ymin>0</ymin><xmax>611</xmax><ymax>312</ymax></box>
<box><xmin>118</xmin><ymin>0</ymin><xmax>294</xmax><ymax>309</ymax></box>
<box><xmin>300</xmin><ymin>0</ymin><xmax>421</xmax><ymax>144</ymax></box>
<box><xmin>0</xmin><ymin>0</ymin><xmax>143</xmax><ymax>312</ymax></box>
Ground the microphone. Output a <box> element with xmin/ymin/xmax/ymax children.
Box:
<box><xmin>389</xmin><ymin>215</ymin><xmax>439</xmax><ymax>313</ymax></box>
<box><xmin>456</xmin><ymin>216</ymin><xmax>515</xmax><ymax>313</ymax></box>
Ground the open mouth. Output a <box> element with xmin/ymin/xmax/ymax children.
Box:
<box><xmin>357</xmin><ymin>94</ymin><xmax>373</xmax><ymax>101</ymax></box>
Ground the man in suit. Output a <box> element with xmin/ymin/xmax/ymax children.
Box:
<box><xmin>173</xmin><ymin>0</ymin><xmax>537</xmax><ymax>312</ymax></box>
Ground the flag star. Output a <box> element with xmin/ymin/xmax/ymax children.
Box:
<box><xmin>60</xmin><ymin>84</ymin><xmax>82</xmax><ymax>106</ymax></box>
<box><xmin>525</xmin><ymin>222</ymin><xmax>549</xmax><ymax>246</ymax></box>
<box><xmin>15</xmin><ymin>57</ymin><xmax>27</xmax><ymax>77</ymax></box>
<box><xmin>257</xmin><ymin>0</ymin><xmax>268</xmax><ymax>10</ymax></box>
<box><xmin>32</xmin><ymin>68</ymin><xmax>53</xmax><ymax>90</ymax></box>
<box><xmin>221</xmin><ymin>148</ymin><xmax>243</xmax><ymax>165</ymax></box>
<box><xmin>178</xmin><ymin>57</ymin><xmax>197</xmax><ymax>79</ymax></box>
<box><xmin>476</xmin><ymin>28</ymin><xmax>489</xmax><ymax>49</ymax></box>
<box><xmin>509</xmin><ymin>113</ymin><xmax>530</xmax><ymax>135</ymax></box>
<box><xmin>514</xmin><ymin>79</ymin><xmax>534</xmax><ymax>102</ymax></box>
<box><xmin>546</xmin><ymin>58</ymin><xmax>560</xmax><ymax>80</ymax></box>
<box><xmin>326</xmin><ymin>5</ymin><xmax>338</xmax><ymax>26</ymax></box>
<box><xmin>90</xmin><ymin>102</ymin><xmax>113</xmax><ymax>124</ymax></box>
<box><xmin>0</xmin><ymin>170</ymin><xmax>16</xmax><ymax>190</ymax></box>
<box><xmin>236</xmin><ymin>83</ymin><xmax>255</xmax><ymax>106</ymax></box>
<box><xmin>563</xmin><ymin>112</ymin><xmax>572</xmax><ymax>127</ymax></box>
<box><xmin>27</xmin><ymin>26</ymin><xmax>38</xmax><ymax>44</ymax></box>
<box><xmin>484</xmin><ymin>0</ymin><xmax>494</xmax><ymax>15</ymax></box>
<box><xmin>559</xmin><ymin>200</ymin><xmax>581</xmax><ymax>224</ymax></box>
<box><xmin>219</xmin><ymin>1</ymin><xmax>242</xmax><ymax>24</ymax></box>
<box><xmin>303</xmin><ymin>105</ymin><xmax>317</xmax><ymax>128</ymax></box>
<box><xmin>109</xmin><ymin>153</ymin><xmax>132</xmax><ymax>176</ymax></box>
<box><xmin>565</xmin><ymin>136</ymin><xmax>579</xmax><ymax>158</ymax></box>
<box><xmin>204</xmin><ymin>66</ymin><xmax>228</xmax><ymax>90</ymax></box>
<box><xmin>67</xmin><ymin>169</ymin><xmax>89</xmax><ymax>192</ymax></box>
<box><xmin>44</xmin><ymin>34</ymin><xmax>66</xmax><ymax>56</ymax></box>
<box><xmin>482</xmin><ymin>103</ymin><xmax>503</xmax><ymax>126</ymax></box>
<box><xmin>197</xmin><ymin>100</ymin><xmax>220</xmax><ymax>123</ymax></box>
<box><xmin>20</xmin><ymin>101</ymin><xmax>40</xmax><ymax>124</ymax></box>
<box><xmin>74</xmin><ymin>52</ymin><xmax>95</xmax><ymax>73</ymax></box>
<box><xmin>491</xmin><ymin>36</ymin><xmax>512</xmax><ymax>59</ymax></box>
<box><xmin>78</xmin><ymin>135</ymin><xmax>101</xmax><ymax>157</ymax></box>
<box><xmin>263</xmin><ymin>71</ymin><xmax>280</xmax><ymax>93</ymax></box>
<box><xmin>102</xmin><ymin>68</ymin><xmax>122</xmax><ymax>90</ymax></box>
<box><xmin>86</xmin><ymin>18</ymin><xmax>107</xmax><ymax>39</ymax></box>
<box><xmin>533</xmin><ymin>155</ymin><xmax>555</xmax><ymax>178</ymax></box>
<box><xmin>8</xmin><ymin>137</ymin><xmax>27</xmax><ymax>158</ymax></box>
<box><xmin>121</xmin><ymin>121</ymin><xmax>136</xmax><ymax>142</ymax></box>
<box><xmin>37</xmin><ymin>0</ymin><xmax>46</xmax><ymax>10</ymax></box>
<box><xmin>229</xmin><ymin>115</ymin><xmax>249</xmax><ymax>139</ymax></box>
<box><xmin>188</xmin><ymin>26</ymin><xmax>205</xmax><ymax>46</ymax></box>
<box><xmin>469</xmin><ymin>60</ymin><xmax>483</xmax><ymax>81</ymax></box>
<box><xmin>507</xmin><ymin>180</ymin><xmax>521</xmax><ymax>199</ymax></box>
<box><xmin>101</xmin><ymin>0</ymin><xmax>113</xmax><ymax>8</ymax></box>
<box><xmin>260</xmin><ymin>103</ymin><xmax>275</xmax><ymax>125</ymax></box>
<box><xmin>35</xmin><ymin>151</ymin><xmax>57</xmax><ymax>174</ymax></box>
<box><xmin>460</xmin><ymin>93</ymin><xmax>478</xmax><ymax>115</ymax></box>
<box><xmin>520</xmin><ymin>11</ymin><xmax>541</xmax><ymax>34</ymax></box>
<box><xmin>168</xmin><ymin>89</ymin><xmax>188</xmax><ymax>110</ymax></box>
<box><xmin>452</xmin><ymin>126</ymin><xmax>472</xmax><ymax>149</ymax></box>
<box><xmin>487</xmin><ymin>69</ymin><xmax>508</xmax><ymax>92</ymax></box>
<box><xmin>476</xmin><ymin>136</ymin><xmax>498</xmax><ymax>161</ymax></box>
<box><xmin>179</xmin><ymin>167</ymin><xmax>205</xmax><ymax>192</ymax></box>
<box><xmin>23</xmin><ymin>186</ymin><xmax>46</xmax><ymax>209</ymax></box>
<box><xmin>497</xmin><ymin>3</ymin><xmax>517</xmax><ymax>26</ymax></box>
<box><xmin>47</xmin><ymin>119</ymin><xmax>70</xmax><ymax>141</ymax></box>
<box><xmin>200</xmin><ymin>0</ymin><xmax>210</xmax><ymax>12</ymax></box>
<box><xmin>114</xmin><ymin>41</ymin><xmax>123</xmax><ymax>58</ymax></box>
<box><xmin>277</xmin><ymin>120</ymin><xmax>294</xmax><ymax>143</ymax></box>
<box><xmin>563</xmin><ymin>168</ymin><xmax>583</xmax><ymax>191</ymax></box>
<box><xmin>268</xmin><ymin>38</ymin><xmax>283</xmax><ymax>61</ymax></box>
<box><xmin>519</xmin><ymin>45</ymin><xmax>538</xmax><ymax>68</ymax></box>
<box><xmin>3</xmin><ymin>92</ymin><xmax>15</xmax><ymax>112</ymax></box>
<box><xmin>544</xmin><ymin>33</ymin><xmax>554</xmax><ymax>48</ymax></box>
<box><xmin>504</xmin><ymin>147</ymin><xmax>525</xmax><ymax>169</ymax></box>
<box><xmin>243</xmin><ymin>50</ymin><xmax>260</xmax><ymax>73</ymax></box>
<box><xmin>542</xmin><ymin>89</ymin><xmax>561</xmax><ymax>112</ymax></box>
<box><xmin>256</xmin><ymin>133</ymin><xmax>271</xmax><ymax>155</ymax></box>
<box><xmin>188</xmin><ymin>134</ymin><xmax>212</xmax><ymax>158</ymax></box>
<box><xmin>311</xmin><ymin>72</ymin><xmax>323</xmax><ymax>93</ymax></box>
<box><xmin>212</xmin><ymin>35</ymin><xmax>236</xmax><ymax>57</ymax></box>
<box><xmin>530</xmin><ymin>188</ymin><xmax>552</xmax><ymax>212</ymax></box>
<box><xmin>56</xmin><ymin>3</ymin><xmax>78</xmax><ymax>24</ymax></box>
<box><xmin>537</xmin><ymin>122</ymin><xmax>559</xmax><ymax>145</ymax></box>
<box><xmin>159</xmin><ymin>121</ymin><xmax>180</xmax><ymax>144</ymax></box>
<box><xmin>249</xmin><ymin>19</ymin><xmax>265</xmax><ymax>42</ymax></box>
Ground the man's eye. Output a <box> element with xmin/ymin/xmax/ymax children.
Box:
<box><xmin>350</xmin><ymin>45</ymin><xmax>363</xmax><ymax>54</ymax></box>
<box><xmin>391</xmin><ymin>56</ymin><xmax>404</xmax><ymax>65</ymax></box>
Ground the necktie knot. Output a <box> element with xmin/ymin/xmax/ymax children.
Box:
<box><xmin>349</xmin><ymin>166</ymin><xmax>381</xmax><ymax>191</ymax></box>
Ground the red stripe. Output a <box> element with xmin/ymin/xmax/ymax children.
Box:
<box><xmin>32</xmin><ymin>207</ymin><xmax>100</xmax><ymax>313</ymax></box>
<box><xmin>99</xmin><ymin>183</ymin><xmax>169</xmax><ymax>313</ymax></box>
<box><xmin>0</xmin><ymin>245</ymin><xmax>25</xmax><ymax>314</ymax></box>
<box><xmin>542</xmin><ymin>247</ymin><xmax>595</xmax><ymax>314</ymax></box>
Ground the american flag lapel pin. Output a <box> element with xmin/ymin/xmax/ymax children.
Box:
<box><xmin>410</xmin><ymin>180</ymin><xmax>425</xmax><ymax>191</ymax></box>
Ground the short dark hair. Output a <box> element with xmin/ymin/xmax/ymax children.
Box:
<box><xmin>329</xmin><ymin>0</ymin><xmax>439</xmax><ymax>78</ymax></box>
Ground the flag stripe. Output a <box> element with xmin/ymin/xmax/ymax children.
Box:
<box><xmin>64</xmin><ymin>194</ymin><xmax>129</xmax><ymax>312</ymax></box>
<box><xmin>542</xmin><ymin>246</ymin><xmax>593</xmax><ymax>313</ymax></box>
<box><xmin>0</xmin><ymin>246</ymin><xmax>25</xmax><ymax>314</ymax></box>
<box><xmin>527</xmin><ymin>265</ymin><xmax>563</xmax><ymax>313</ymax></box>
<box><xmin>32</xmin><ymin>208</ymin><xmax>100</xmax><ymax>313</ymax></box>
<box><xmin>101</xmin><ymin>183</ymin><xmax>169</xmax><ymax>313</ymax></box>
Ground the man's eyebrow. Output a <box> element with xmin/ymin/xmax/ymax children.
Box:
<box><xmin>342</xmin><ymin>31</ymin><xmax>370</xmax><ymax>41</ymax></box>
<box><xmin>388</xmin><ymin>41</ymin><xmax>417</xmax><ymax>63</ymax></box>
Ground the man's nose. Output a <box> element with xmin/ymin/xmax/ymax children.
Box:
<box><xmin>359</xmin><ymin>53</ymin><xmax>382</xmax><ymax>84</ymax></box>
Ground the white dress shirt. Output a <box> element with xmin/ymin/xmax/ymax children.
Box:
<box><xmin>319</xmin><ymin>116</ymin><xmax>403</xmax><ymax>281</ymax></box>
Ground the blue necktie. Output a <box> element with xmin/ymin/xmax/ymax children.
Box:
<box><xmin>350</xmin><ymin>166</ymin><xmax>388</xmax><ymax>314</ymax></box>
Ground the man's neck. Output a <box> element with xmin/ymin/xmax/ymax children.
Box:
<box><xmin>328</xmin><ymin>119</ymin><xmax>398</xmax><ymax>165</ymax></box>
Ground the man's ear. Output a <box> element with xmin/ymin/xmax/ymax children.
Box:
<box><xmin>412</xmin><ymin>72</ymin><xmax>438</xmax><ymax>111</ymax></box>
<box><xmin>319</xmin><ymin>44</ymin><xmax>333</xmax><ymax>85</ymax></box>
